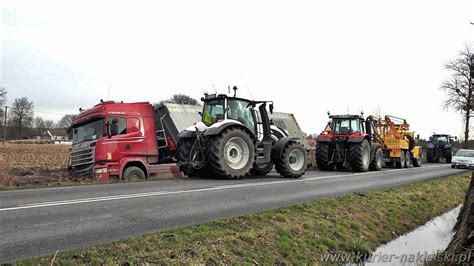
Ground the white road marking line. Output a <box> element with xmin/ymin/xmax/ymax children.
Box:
<box><xmin>0</xmin><ymin>164</ymin><xmax>451</xmax><ymax>212</ymax></box>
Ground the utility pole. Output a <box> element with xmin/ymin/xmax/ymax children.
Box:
<box><xmin>3</xmin><ymin>106</ymin><xmax>7</xmax><ymax>145</ymax></box>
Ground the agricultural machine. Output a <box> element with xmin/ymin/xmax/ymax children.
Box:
<box><xmin>176</xmin><ymin>87</ymin><xmax>307</xmax><ymax>179</ymax></box>
<box><xmin>426</xmin><ymin>134</ymin><xmax>456</xmax><ymax>163</ymax></box>
<box><xmin>367</xmin><ymin>115</ymin><xmax>422</xmax><ymax>168</ymax></box>
<box><xmin>316</xmin><ymin>113</ymin><xmax>384</xmax><ymax>172</ymax></box>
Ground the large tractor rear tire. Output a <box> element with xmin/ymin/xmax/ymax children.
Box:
<box><xmin>274</xmin><ymin>141</ymin><xmax>307</xmax><ymax>178</ymax></box>
<box><xmin>348</xmin><ymin>140</ymin><xmax>370</xmax><ymax>172</ymax></box>
<box><xmin>369</xmin><ymin>148</ymin><xmax>383</xmax><ymax>171</ymax></box>
<box><xmin>209</xmin><ymin>127</ymin><xmax>255</xmax><ymax>179</ymax></box>
<box><xmin>445</xmin><ymin>149</ymin><xmax>452</xmax><ymax>163</ymax></box>
<box><xmin>426</xmin><ymin>148</ymin><xmax>434</xmax><ymax>163</ymax></box>
<box><xmin>316</xmin><ymin>143</ymin><xmax>333</xmax><ymax>171</ymax></box>
<box><xmin>250</xmin><ymin>162</ymin><xmax>274</xmax><ymax>176</ymax></box>
<box><xmin>176</xmin><ymin>138</ymin><xmax>209</xmax><ymax>177</ymax></box>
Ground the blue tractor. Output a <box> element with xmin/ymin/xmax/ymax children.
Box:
<box><xmin>426</xmin><ymin>134</ymin><xmax>456</xmax><ymax>163</ymax></box>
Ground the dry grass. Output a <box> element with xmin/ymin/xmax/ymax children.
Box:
<box><xmin>1</xmin><ymin>143</ymin><xmax>72</xmax><ymax>188</ymax></box>
<box><xmin>4</xmin><ymin>143</ymin><xmax>69</xmax><ymax>170</ymax></box>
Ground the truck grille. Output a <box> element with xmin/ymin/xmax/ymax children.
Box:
<box><xmin>70</xmin><ymin>147</ymin><xmax>95</xmax><ymax>177</ymax></box>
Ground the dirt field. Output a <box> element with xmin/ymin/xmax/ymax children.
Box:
<box><xmin>0</xmin><ymin>144</ymin><xmax>82</xmax><ymax>188</ymax></box>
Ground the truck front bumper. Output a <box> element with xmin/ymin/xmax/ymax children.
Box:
<box><xmin>94</xmin><ymin>162</ymin><xmax>120</xmax><ymax>182</ymax></box>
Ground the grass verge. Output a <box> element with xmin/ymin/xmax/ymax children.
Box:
<box><xmin>21</xmin><ymin>172</ymin><xmax>471</xmax><ymax>264</ymax></box>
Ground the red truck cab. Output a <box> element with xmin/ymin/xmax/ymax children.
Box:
<box><xmin>69</xmin><ymin>101</ymin><xmax>178</xmax><ymax>181</ymax></box>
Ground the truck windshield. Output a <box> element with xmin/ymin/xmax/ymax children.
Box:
<box><xmin>72</xmin><ymin>119</ymin><xmax>104</xmax><ymax>144</ymax></box>
<box><xmin>333</xmin><ymin>119</ymin><xmax>361</xmax><ymax>134</ymax></box>
<box><xmin>202</xmin><ymin>99</ymin><xmax>225</xmax><ymax>126</ymax></box>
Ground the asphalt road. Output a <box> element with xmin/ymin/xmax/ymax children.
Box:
<box><xmin>0</xmin><ymin>164</ymin><xmax>467</xmax><ymax>262</ymax></box>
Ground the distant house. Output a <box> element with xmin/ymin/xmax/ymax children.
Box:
<box><xmin>44</xmin><ymin>128</ymin><xmax>70</xmax><ymax>142</ymax></box>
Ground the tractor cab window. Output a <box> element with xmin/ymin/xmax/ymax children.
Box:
<box><xmin>227</xmin><ymin>99</ymin><xmax>255</xmax><ymax>132</ymax></box>
<box><xmin>202</xmin><ymin>99</ymin><xmax>225</xmax><ymax>126</ymax></box>
<box><xmin>434</xmin><ymin>135</ymin><xmax>448</xmax><ymax>143</ymax></box>
<box><xmin>333</xmin><ymin>119</ymin><xmax>362</xmax><ymax>135</ymax></box>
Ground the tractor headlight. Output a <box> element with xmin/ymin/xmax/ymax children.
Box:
<box><xmin>95</xmin><ymin>168</ymin><xmax>108</xmax><ymax>174</ymax></box>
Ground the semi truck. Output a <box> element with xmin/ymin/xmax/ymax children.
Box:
<box><xmin>68</xmin><ymin>100</ymin><xmax>190</xmax><ymax>181</ymax></box>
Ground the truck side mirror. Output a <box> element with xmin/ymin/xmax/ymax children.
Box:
<box><xmin>269</xmin><ymin>104</ymin><xmax>274</xmax><ymax>114</ymax></box>
<box><xmin>110</xmin><ymin>119</ymin><xmax>119</xmax><ymax>137</ymax></box>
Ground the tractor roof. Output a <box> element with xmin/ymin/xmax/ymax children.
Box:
<box><xmin>329</xmin><ymin>114</ymin><xmax>364</xmax><ymax>119</ymax></box>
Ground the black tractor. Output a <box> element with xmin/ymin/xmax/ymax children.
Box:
<box><xmin>426</xmin><ymin>134</ymin><xmax>456</xmax><ymax>163</ymax></box>
<box><xmin>316</xmin><ymin>113</ymin><xmax>384</xmax><ymax>172</ymax></box>
<box><xmin>176</xmin><ymin>87</ymin><xmax>307</xmax><ymax>179</ymax></box>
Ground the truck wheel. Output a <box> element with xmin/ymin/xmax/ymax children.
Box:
<box><xmin>348</xmin><ymin>140</ymin><xmax>370</xmax><ymax>172</ymax></box>
<box><xmin>274</xmin><ymin>141</ymin><xmax>307</xmax><ymax>178</ymax></box>
<box><xmin>426</xmin><ymin>148</ymin><xmax>434</xmax><ymax>163</ymax></box>
<box><xmin>369</xmin><ymin>148</ymin><xmax>383</xmax><ymax>171</ymax></box>
<box><xmin>316</xmin><ymin>143</ymin><xmax>333</xmax><ymax>171</ymax></box>
<box><xmin>404</xmin><ymin>151</ymin><xmax>411</xmax><ymax>168</ymax></box>
<box><xmin>413</xmin><ymin>152</ymin><xmax>422</xmax><ymax>167</ymax></box>
<box><xmin>445</xmin><ymin>149</ymin><xmax>452</xmax><ymax>163</ymax></box>
<box><xmin>123</xmin><ymin>166</ymin><xmax>145</xmax><ymax>181</ymax></box>
<box><xmin>209</xmin><ymin>127</ymin><xmax>255</xmax><ymax>179</ymax></box>
<box><xmin>250</xmin><ymin>162</ymin><xmax>274</xmax><ymax>176</ymax></box>
<box><xmin>396</xmin><ymin>150</ymin><xmax>405</xmax><ymax>168</ymax></box>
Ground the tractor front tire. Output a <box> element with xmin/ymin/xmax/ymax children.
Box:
<box><xmin>209</xmin><ymin>128</ymin><xmax>255</xmax><ymax>179</ymax></box>
<box><xmin>369</xmin><ymin>148</ymin><xmax>383</xmax><ymax>171</ymax></box>
<box><xmin>316</xmin><ymin>143</ymin><xmax>333</xmax><ymax>171</ymax></box>
<box><xmin>445</xmin><ymin>149</ymin><xmax>452</xmax><ymax>163</ymax></box>
<box><xmin>426</xmin><ymin>148</ymin><xmax>434</xmax><ymax>163</ymax></box>
<box><xmin>274</xmin><ymin>141</ymin><xmax>307</xmax><ymax>178</ymax></box>
<box><xmin>348</xmin><ymin>140</ymin><xmax>370</xmax><ymax>172</ymax></box>
<box><xmin>176</xmin><ymin>138</ymin><xmax>208</xmax><ymax>177</ymax></box>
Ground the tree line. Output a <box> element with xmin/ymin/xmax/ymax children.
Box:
<box><xmin>0</xmin><ymin>89</ymin><xmax>75</xmax><ymax>140</ymax></box>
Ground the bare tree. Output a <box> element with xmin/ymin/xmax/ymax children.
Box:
<box><xmin>441</xmin><ymin>45</ymin><xmax>474</xmax><ymax>148</ymax></box>
<box><xmin>11</xmin><ymin>97</ymin><xmax>34</xmax><ymax>139</ymax></box>
<box><xmin>58</xmin><ymin>114</ymin><xmax>75</xmax><ymax>128</ymax></box>
<box><xmin>33</xmin><ymin>117</ymin><xmax>56</xmax><ymax>135</ymax></box>
<box><xmin>161</xmin><ymin>94</ymin><xmax>201</xmax><ymax>106</ymax></box>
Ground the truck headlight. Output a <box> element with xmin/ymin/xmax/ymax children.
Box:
<box><xmin>95</xmin><ymin>168</ymin><xmax>108</xmax><ymax>174</ymax></box>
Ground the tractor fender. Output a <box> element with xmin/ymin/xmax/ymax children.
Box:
<box><xmin>271</xmin><ymin>137</ymin><xmax>299</xmax><ymax>160</ymax></box>
<box><xmin>270</xmin><ymin>125</ymin><xmax>288</xmax><ymax>139</ymax></box>
<box><xmin>203</xmin><ymin>120</ymin><xmax>256</xmax><ymax>139</ymax></box>
<box><xmin>444</xmin><ymin>143</ymin><xmax>453</xmax><ymax>149</ymax></box>
<box><xmin>178</xmin><ymin>130</ymin><xmax>196</xmax><ymax>139</ymax></box>
<box><xmin>426</xmin><ymin>143</ymin><xmax>435</xmax><ymax>149</ymax></box>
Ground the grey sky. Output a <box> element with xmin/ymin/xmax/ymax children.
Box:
<box><xmin>1</xmin><ymin>1</ymin><xmax>473</xmax><ymax>138</ymax></box>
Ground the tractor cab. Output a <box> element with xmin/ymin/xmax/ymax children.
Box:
<box><xmin>430</xmin><ymin>134</ymin><xmax>455</xmax><ymax>144</ymax></box>
<box><xmin>201</xmin><ymin>93</ymin><xmax>257</xmax><ymax>134</ymax></box>
<box><xmin>326</xmin><ymin>114</ymin><xmax>366</xmax><ymax>136</ymax></box>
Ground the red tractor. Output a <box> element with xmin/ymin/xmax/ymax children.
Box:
<box><xmin>316</xmin><ymin>113</ymin><xmax>383</xmax><ymax>172</ymax></box>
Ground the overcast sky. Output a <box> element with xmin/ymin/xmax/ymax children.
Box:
<box><xmin>1</xmin><ymin>0</ymin><xmax>473</xmax><ymax>138</ymax></box>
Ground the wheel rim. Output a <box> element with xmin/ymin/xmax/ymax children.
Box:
<box><xmin>362</xmin><ymin>145</ymin><xmax>369</xmax><ymax>167</ymax></box>
<box><xmin>288</xmin><ymin>149</ymin><xmax>305</xmax><ymax>171</ymax></box>
<box><xmin>377</xmin><ymin>153</ymin><xmax>383</xmax><ymax>169</ymax></box>
<box><xmin>224</xmin><ymin>137</ymin><xmax>250</xmax><ymax>170</ymax></box>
